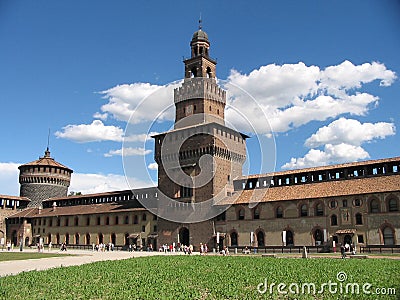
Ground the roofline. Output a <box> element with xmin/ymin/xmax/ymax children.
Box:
<box><xmin>242</xmin><ymin>156</ymin><xmax>400</xmax><ymax>179</ymax></box>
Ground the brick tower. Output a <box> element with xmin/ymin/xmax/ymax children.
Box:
<box><xmin>19</xmin><ymin>148</ymin><xmax>73</xmax><ymax>207</ymax></box>
<box><xmin>154</xmin><ymin>23</ymin><xmax>247</xmax><ymax>249</ymax></box>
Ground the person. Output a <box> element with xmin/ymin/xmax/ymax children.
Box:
<box><xmin>48</xmin><ymin>241</ymin><xmax>52</xmax><ymax>252</ymax></box>
<box><xmin>6</xmin><ymin>241</ymin><xmax>11</xmax><ymax>251</ymax></box>
<box><xmin>340</xmin><ymin>244</ymin><xmax>346</xmax><ymax>259</ymax></box>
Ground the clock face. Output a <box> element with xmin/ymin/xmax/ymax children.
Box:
<box><xmin>187</xmin><ymin>104</ymin><xmax>193</xmax><ymax>114</ymax></box>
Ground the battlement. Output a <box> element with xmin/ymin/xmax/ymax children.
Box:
<box><xmin>174</xmin><ymin>78</ymin><xmax>226</xmax><ymax>104</ymax></box>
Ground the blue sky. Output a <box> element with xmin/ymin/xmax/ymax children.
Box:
<box><xmin>0</xmin><ymin>1</ymin><xmax>399</xmax><ymax>195</ymax></box>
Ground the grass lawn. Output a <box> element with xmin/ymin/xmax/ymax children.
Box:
<box><xmin>0</xmin><ymin>251</ymin><xmax>71</xmax><ymax>262</ymax></box>
<box><xmin>0</xmin><ymin>255</ymin><xmax>398</xmax><ymax>299</ymax></box>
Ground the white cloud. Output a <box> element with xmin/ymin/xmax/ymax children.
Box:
<box><xmin>0</xmin><ymin>162</ymin><xmax>20</xmax><ymax>196</ymax></box>
<box><xmin>69</xmin><ymin>173</ymin><xmax>153</xmax><ymax>195</ymax></box>
<box><xmin>55</xmin><ymin>120</ymin><xmax>124</xmax><ymax>142</ymax></box>
<box><xmin>147</xmin><ymin>162</ymin><xmax>158</xmax><ymax>170</ymax></box>
<box><xmin>282</xmin><ymin>143</ymin><xmax>370</xmax><ymax>169</ymax></box>
<box><xmin>282</xmin><ymin>117</ymin><xmax>395</xmax><ymax>169</ymax></box>
<box><xmin>305</xmin><ymin>118</ymin><xmax>396</xmax><ymax>148</ymax></box>
<box><xmin>93</xmin><ymin>112</ymin><xmax>108</xmax><ymax>120</ymax></box>
<box><xmin>99</xmin><ymin>81</ymin><xmax>179</xmax><ymax>124</ymax></box>
<box><xmin>55</xmin><ymin>120</ymin><xmax>156</xmax><ymax>143</ymax></box>
<box><xmin>225</xmin><ymin>61</ymin><xmax>396</xmax><ymax>135</ymax></box>
<box><xmin>104</xmin><ymin>147</ymin><xmax>152</xmax><ymax>157</ymax></box>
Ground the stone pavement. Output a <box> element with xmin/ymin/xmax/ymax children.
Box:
<box><xmin>0</xmin><ymin>249</ymin><xmax>183</xmax><ymax>277</ymax></box>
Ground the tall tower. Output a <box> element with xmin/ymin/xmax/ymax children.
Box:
<box><xmin>19</xmin><ymin>148</ymin><xmax>73</xmax><ymax>207</ymax></box>
<box><xmin>154</xmin><ymin>24</ymin><xmax>247</xmax><ymax>248</ymax></box>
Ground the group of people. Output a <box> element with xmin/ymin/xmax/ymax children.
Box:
<box><xmin>92</xmin><ymin>242</ymin><xmax>114</xmax><ymax>252</ymax></box>
<box><xmin>340</xmin><ymin>242</ymin><xmax>356</xmax><ymax>258</ymax></box>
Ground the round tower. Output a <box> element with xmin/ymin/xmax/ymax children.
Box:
<box><xmin>18</xmin><ymin>148</ymin><xmax>73</xmax><ymax>207</ymax></box>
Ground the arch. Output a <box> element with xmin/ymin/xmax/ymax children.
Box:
<box><xmin>237</xmin><ymin>207</ymin><xmax>245</xmax><ymax>220</ymax></box>
<box><xmin>387</xmin><ymin>196</ymin><xmax>399</xmax><ymax>212</ymax></box>
<box><xmin>315</xmin><ymin>202</ymin><xmax>324</xmax><ymax>216</ymax></box>
<box><xmin>300</xmin><ymin>204</ymin><xmax>308</xmax><ymax>217</ymax></box>
<box><xmin>276</xmin><ymin>206</ymin><xmax>283</xmax><ymax>218</ymax></box>
<box><xmin>47</xmin><ymin>233</ymin><xmax>51</xmax><ymax>244</ymax></box>
<box><xmin>124</xmin><ymin>233</ymin><xmax>130</xmax><ymax>246</ymax></box>
<box><xmin>179</xmin><ymin>227</ymin><xmax>190</xmax><ymax>246</ymax></box>
<box><xmin>190</xmin><ymin>67</ymin><xmax>197</xmax><ymax>78</ymax></box>
<box><xmin>86</xmin><ymin>233</ymin><xmax>91</xmax><ymax>245</ymax></box>
<box><xmin>331</xmin><ymin>214</ymin><xmax>338</xmax><ymax>226</ymax></box>
<box><xmin>380</xmin><ymin>223</ymin><xmax>396</xmax><ymax>245</ymax></box>
<box><xmin>75</xmin><ymin>233</ymin><xmax>80</xmax><ymax>244</ymax></box>
<box><xmin>313</xmin><ymin>227</ymin><xmax>324</xmax><ymax>245</ymax></box>
<box><xmin>253</xmin><ymin>207</ymin><xmax>261</xmax><ymax>219</ymax></box>
<box><xmin>285</xmin><ymin>230</ymin><xmax>294</xmax><ymax>246</ymax></box>
<box><xmin>56</xmin><ymin>233</ymin><xmax>60</xmax><ymax>244</ymax></box>
<box><xmin>111</xmin><ymin>233</ymin><xmax>116</xmax><ymax>245</ymax></box>
<box><xmin>343</xmin><ymin>234</ymin><xmax>353</xmax><ymax>245</ymax></box>
<box><xmin>98</xmin><ymin>233</ymin><xmax>104</xmax><ymax>244</ymax></box>
<box><xmin>11</xmin><ymin>230</ymin><xmax>17</xmax><ymax>246</ymax></box>
<box><xmin>230</xmin><ymin>230</ymin><xmax>238</xmax><ymax>247</ymax></box>
<box><xmin>256</xmin><ymin>230</ymin><xmax>265</xmax><ymax>247</ymax></box>
<box><xmin>369</xmin><ymin>197</ymin><xmax>380</xmax><ymax>213</ymax></box>
<box><xmin>355</xmin><ymin>213</ymin><xmax>363</xmax><ymax>225</ymax></box>
<box><xmin>206</xmin><ymin>66</ymin><xmax>212</xmax><ymax>78</ymax></box>
<box><xmin>65</xmin><ymin>233</ymin><xmax>70</xmax><ymax>244</ymax></box>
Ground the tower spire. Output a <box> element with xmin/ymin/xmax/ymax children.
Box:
<box><xmin>45</xmin><ymin>128</ymin><xmax>51</xmax><ymax>157</ymax></box>
<box><xmin>198</xmin><ymin>14</ymin><xmax>202</xmax><ymax>30</ymax></box>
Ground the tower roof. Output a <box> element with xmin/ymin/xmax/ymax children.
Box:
<box><xmin>191</xmin><ymin>29</ymin><xmax>209</xmax><ymax>43</ymax></box>
<box><xmin>19</xmin><ymin>148</ymin><xmax>73</xmax><ymax>172</ymax></box>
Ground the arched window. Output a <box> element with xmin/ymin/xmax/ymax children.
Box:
<box><xmin>355</xmin><ymin>213</ymin><xmax>363</xmax><ymax>225</ymax></box>
<box><xmin>74</xmin><ymin>217</ymin><xmax>79</xmax><ymax>226</ymax></box>
<box><xmin>257</xmin><ymin>231</ymin><xmax>265</xmax><ymax>247</ymax></box>
<box><xmin>134</xmin><ymin>215</ymin><xmax>138</xmax><ymax>224</ymax></box>
<box><xmin>206</xmin><ymin>67</ymin><xmax>212</xmax><ymax>78</ymax></box>
<box><xmin>124</xmin><ymin>215</ymin><xmax>129</xmax><ymax>224</ymax></box>
<box><xmin>331</xmin><ymin>214</ymin><xmax>338</xmax><ymax>226</ymax></box>
<box><xmin>300</xmin><ymin>204</ymin><xmax>308</xmax><ymax>217</ymax></box>
<box><xmin>86</xmin><ymin>233</ymin><xmax>91</xmax><ymax>245</ymax></box>
<box><xmin>105</xmin><ymin>217</ymin><xmax>110</xmax><ymax>225</ymax></box>
<box><xmin>388</xmin><ymin>198</ymin><xmax>398</xmax><ymax>212</ymax></box>
<box><xmin>382</xmin><ymin>227</ymin><xmax>395</xmax><ymax>245</ymax></box>
<box><xmin>276</xmin><ymin>206</ymin><xmax>283</xmax><ymax>218</ymax></box>
<box><xmin>370</xmin><ymin>199</ymin><xmax>380</xmax><ymax>213</ymax></box>
<box><xmin>142</xmin><ymin>213</ymin><xmax>147</xmax><ymax>221</ymax></box>
<box><xmin>75</xmin><ymin>233</ymin><xmax>80</xmax><ymax>244</ymax></box>
<box><xmin>190</xmin><ymin>68</ymin><xmax>197</xmax><ymax>78</ymax></box>
<box><xmin>315</xmin><ymin>203</ymin><xmax>324</xmax><ymax>216</ymax></box>
<box><xmin>115</xmin><ymin>216</ymin><xmax>119</xmax><ymax>225</ymax></box>
<box><xmin>238</xmin><ymin>209</ymin><xmax>245</xmax><ymax>220</ymax></box>
<box><xmin>230</xmin><ymin>232</ymin><xmax>238</xmax><ymax>247</ymax></box>
<box><xmin>253</xmin><ymin>207</ymin><xmax>260</xmax><ymax>219</ymax></box>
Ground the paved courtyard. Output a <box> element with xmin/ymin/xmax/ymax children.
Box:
<box><xmin>0</xmin><ymin>249</ymin><xmax>182</xmax><ymax>277</ymax></box>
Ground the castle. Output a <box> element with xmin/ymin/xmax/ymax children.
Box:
<box><xmin>2</xmin><ymin>26</ymin><xmax>399</xmax><ymax>251</ymax></box>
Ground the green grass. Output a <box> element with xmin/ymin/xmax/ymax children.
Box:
<box><xmin>0</xmin><ymin>251</ymin><xmax>71</xmax><ymax>262</ymax></box>
<box><xmin>0</xmin><ymin>256</ymin><xmax>398</xmax><ymax>299</ymax></box>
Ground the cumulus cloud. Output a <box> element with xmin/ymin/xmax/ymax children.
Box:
<box><xmin>282</xmin><ymin>143</ymin><xmax>370</xmax><ymax>169</ymax></box>
<box><xmin>93</xmin><ymin>112</ymin><xmax>108</xmax><ymax>120</ymax></box>
<box><xmin>282</xmin><ymin>118</ymin><xmax>395</xmax><ymax>169</ymax></box>
<box><xmin>55</xmin><ymin>120</ymin><xmax>156</xmax><ymax>143</ymax></box>
<box><xmin>305</xmin><ymin>118</ymin><xmax>395</xmax><ymax>148</ymax></box>
<box><xmin>225</xmin><ymin>60</ymin><xmax>396</xmax><ymax>135</ymax></box>
<box><xmin>147</xmin><ymin>162</ymin><xmax>158</xmax><ymax>170</ymax></box>
<box><xmin>69</xmin><ymin>173</ymin><xmax>153</xmax><ymax>195</ymax></box>
<box><xmin>99</xmin><ymin>81</ymin><xmax>180</xmax><ymax>124</ymax></box>
<box><xmin>104</xmin><ymin>147</ymin><xmax>152</xmax><ymax>157</ymax></box>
